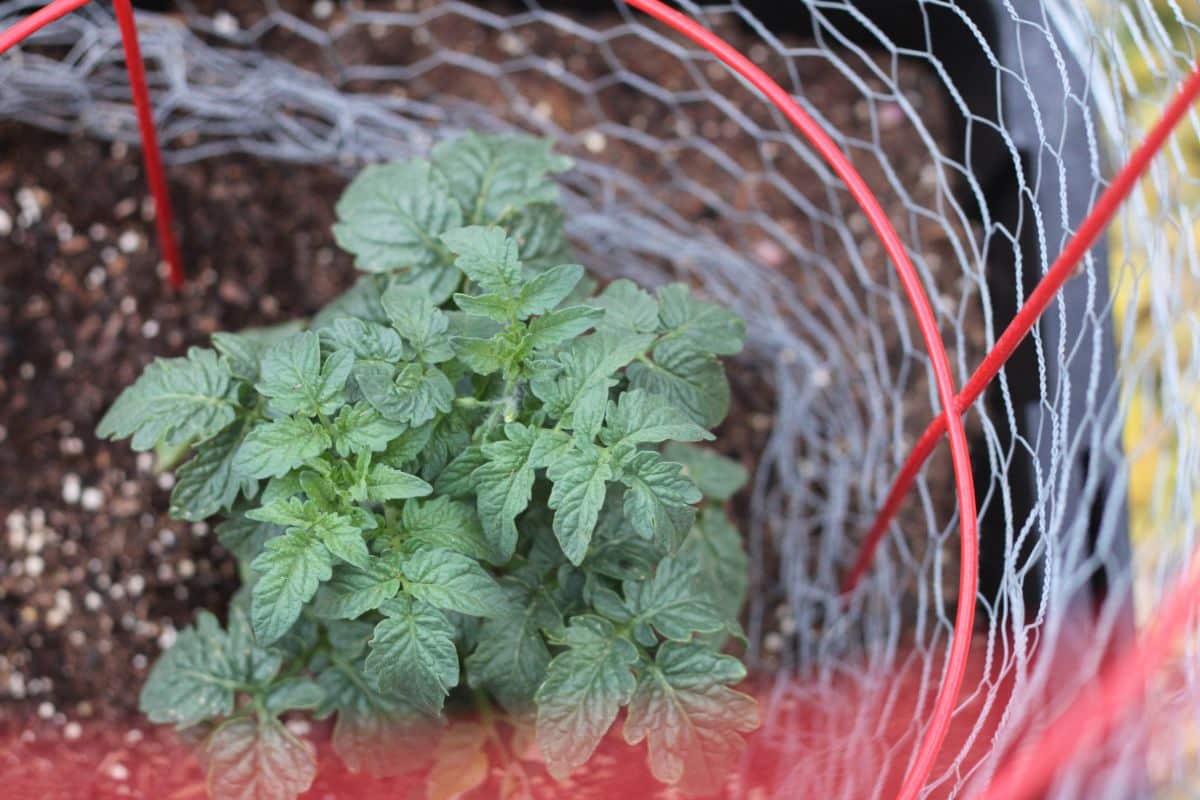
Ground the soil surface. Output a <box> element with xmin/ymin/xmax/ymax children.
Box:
<box><xmin>0</xmin><ymin>130</ymin><xmax>353</xmax><ymax>725</ymax></box>
<box><xmin>1</xmin><ymin>0</ymin><xmax>985</xmax><ymax>749</ymax></box>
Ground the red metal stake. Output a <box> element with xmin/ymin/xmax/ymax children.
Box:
<box><xmin>112</xmin><ymin>0</ymin><xmax>184</xmax><ymax>288</ymax></box>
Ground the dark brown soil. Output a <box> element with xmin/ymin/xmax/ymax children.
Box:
<box><xmin>0</xmin><ymin>129</ymin><xmax>354</xmax><ymax>725</ymax></box>
<box><xmin>0</xmin><ymin>0</ymin><xmax>984</xmax><ymax>735</ymax></box>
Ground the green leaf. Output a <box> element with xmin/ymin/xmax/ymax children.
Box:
<box><xmin>583</xmin><ymin>496</ymin><xmax>665</xmax><ymax>582</ymax></box>
<box><xmin>547</xmin><ymin>444</ymin><xmax>614</xmax><ymax>565</ymax></box>
<box><xmin>530</xmin><ymin>332</ymin><xmax>654</xmax><ymax>438</ymax></box>
<box><xmin>211</xmin><ymin>333</ymin><xmax>264</xmax><ymax>385</ymax></box>
<box><xmin>620</xmin><ymin>450</ymin><xmax>701</xmax><ymax>547</ymax></box>
<box><xmin>315</xmin><ymin>513</ymin><xmax>370</xmax><ymax>571</ymax></box>
<box><xmin>679</xmin><ymin>508</ymin><xmax>748</xmax><ymax>626</ymax></box>
<box><xmin>139</xmin><ymin>609</ymin><xmax>280</xmax><ymax>729</ymax></box>
<box><xmin>351</xmin><ymin>363</ymin><xmax>396</xmax><ymax>420</ymax></box>
<box><xmin>585</xmin><ymin>577</ymin><xmax>635</xmax><ymax>626</ymax></box>
<box><xmin>331</xmin><ymin>402</ymin><xmax>407</xmax><ymax>457</ymax></box>
<box><xmin>313</xmin><ymin>561</ymin><xmax>401</xmax><ymax>620</ymax></box>
<box><xmin>450</xmin><ymin>335</ymin><xmax>504</xmax><ymax>375</ymax></box>
<box><xmin>448</xmin><ymin>309</ymin><xmax>508</xmax><ymax>344</ymax></box>
<box><xmin>359</xmin><ymin>361</ymin><xmax>454</xmax><ymax>427</ymax></box>
<box><xmin>601</xmin><ymin>389</ymin><xmax>714</xmax><ymax>447</ymax></box>
<box><xmin>419</xmin><ymin>409</ymin><xmax>473</xmax><ymax>480</ymax></box>
<box><xmin>432</xmin><ymin>132</ymin><xmax>571</xmax><ymax>224</ymax></box>
<box><xmin>452</xmin><ymin>292</ymin><xmax>514</xmax><ymax>323</ymax></box>
<box><xmin>381</xmin><ymin>284</ymin><xmax>455</xmax><ymax>363</ymax></box>
<box><xmin>441</xmin><ymin>226</ymin><xmax>523</xmax><ymax>297</ymax></box>
<box><xmin>233</xmin><ymin>416</ymin><xmax>330</xmax><ymax>480</ymax></box>
<box><xmin>466</xmin><ymin>580</ymin><xmax>558</xmax><ymax>714</ymax></box>
<box><xmin>398</xmin><ymin>496</ymin><xmax>497</xmax><ymax>564</ymax></box>
<box><xmin>365</xmin><ymin>597</ymin><xmax>459</xmax><ymax>715</ymax></box>
<box><xmin>318</xmin><ymin>316</ymin><xmax>405</xmax><ymax>362</ymax></box>
<box><xmin>377</xmin><ymin>421</ymin><xmax>434</xmax><ymax>468</ymax></box>
<box><xmin>245</xmin><ymin>496</ymin><xmax>315</xmax><ymax>528</ymax></box>
<box><xmin>170</xmin><ymin>422</ymin><xmax>257</xmax><ymax>522</ymax></box>
<box><xmin>509</xmin><ymin>202</ymin><xmax>571</xmax><ymax>268</ymax></box>
<box><xmin>398</xmin><ymin>261</ymin><xmax>470</xmax><ymax>305</ymax></box>
<box><xmin>525</xmin><ymin>306</ymin><xmax>604</xmax><ymax>351</ymax></box>
<box><xmin>217</xmin><ymin>514</ymin><xmax>282</xmax><ymax>569</ymax></box>
<box><xmin>213</xmin><ymin>323</ymin><xmax>305</xmax><ymax>383</ymax></box>
<box><xmin>389</xmin><ymin>363</ymin><xmax>455</xmax><ymax>426</ymax></box>
<box><xmin>316</xmin><ymin>656</ymin><xmax>439</xmax><ymax>777</ymax></box>
<box><xmin>304</xmin><ymin>470</ymin><xmax>343</xmax><ymax>510</ymax></box>
<box><xmin>250</xmin><ymin>529</ymin><xmax>332</xmax><ymax>644</ymax></box>
<box><xmin>433</xmin><ymin>446</ymin><xmax>486</xmax><ymax>498</ymax></box>
<box><xmin>265</xmin><ymin>678</ymin><xmax>326</xmax><ymax>714</ymax></box>
<box><xmin>248</xmin><ymin>499</ymin><xmax>368</xmax><ymax>573</ymax></box>
<box><xmin>273</xmin><ymin>613</ymin><xmax>322</xmax><ymax>664</ymax></box>
<box><xmin>623</xmin><ymin>641</ymin><xmax>758</xmax><ymax>794</ymax></box>
<box><xmin>334</xmin><ymin>712</ymin><xmax>438</xmax><ymax>779</ymax></box>
<box><xmin>203</xmin><ymin>716</ymin><xmax>317</xmax><ymax>800</ymax></box>
<box><xmin>472</xmin><ymin>423</ymin><xmax>555</xmax><ymax>560</ymax></box>
<box><xmin>662</xmin><ymin>443</ymin><xmax>749</xmax><ymax>502</ymax></box>
<box><xmin>590</xmin><ymin>279</ymin><xmax>660</xmax><ymax>334</ymax></box>
<box><xmin>627</xmin><ymin>342</ymin><xmax>731</xmax><ymax>428</ymax></box>
<box><xmin>401</xmin><ymin>547</ymin><xmax>508</xmax><ymax>617</ymax></box>
<box><xmin>317</xmin><ymin>349</ymin><xmax>357</xmax><ymax>415</ymax></box>
<box><xmin>333</xmin><ymin>161</ymin><xmax>462</xmax><ymax>274</ymax></box>
<box><xmin>535</xmin><ymin>616</ymin><xmax>638</xmax><ymax>779</ymax></box>
<box><xmin>261</xmin><ymin>471</ymin><xmax>304</xmax><ymax>506</ymax></box>
<box><xmin>97</xmin><ymin>347</ymin><xmax>238</xmax><ymax>451</ymax></box>
<box><xmin>328</xmin><ymin>326</ymin><xmax>421</xmax><ymax>430</ymax></box>
<box><xmin>365</xmin><ymin>463</ymin><xmax>432</xmax><ymax>502</ymax></box>
<box><xmin>515</xmin><ymin>263</ymin><xmax>584</xmax><ymax>318</ymax></box>
<box><xmin>624</xmin><ymin>556</ymin><xmax>724</xmax><ymax>642</ymax></box>
<box><xmin>322</xmin><ymin>621</ymin><xmax>376</xmax><ymax>663</ymax></box>
<box><xmin>655</xmin><ymin>283</ymin><xmax>746</xmax><ymax>357</ymax></box>
<box><xmin>460</xmin><ymin>324</ymin><xmax>537</xmax><ymax>378</ymax></box>
<box><xmin>256</xmin><ymin>332</ymin><xmax>352</xmax><ymax>418</ymax></box>
<box><xmin>223</xmin><ymin>603</ymin><xmax>286</xmax><ymax>682</ymax></box>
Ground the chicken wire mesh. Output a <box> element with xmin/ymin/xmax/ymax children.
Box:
<box><xmin>0</xmin><ymin>0</ymin><xmax>1198</xmax><ymax>797</ymax></box>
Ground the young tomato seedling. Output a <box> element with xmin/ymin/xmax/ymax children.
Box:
<box><xmin>99</xmin><ymin>132</ymin><xmax>758</xmax><ymax>798</ymax></box>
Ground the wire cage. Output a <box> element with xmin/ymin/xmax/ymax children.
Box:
<box><xmin>0</xmin><ymin>0</ymin><xmax>1198</xmax><ymax>798</ymax></box>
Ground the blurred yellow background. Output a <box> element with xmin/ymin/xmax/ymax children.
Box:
<box><xmin>1101</xmin><ymin>0</ymin><xmax>1199</xmax><ymax>551</ymax></box>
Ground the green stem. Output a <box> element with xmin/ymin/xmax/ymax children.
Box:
<box><xmin>455</xmin><ymin>396</ymin><xmax>503</xmax><ymax>410</ymax></box>
<box><xmin>477</xmin><ymin>376</ymin><xmax>522</xmax><ymax>440</ymax></box>
<box><xmin>471</xmin><ymin>688</ymin><xmax>495</xmax><ymax>723</ymax></box>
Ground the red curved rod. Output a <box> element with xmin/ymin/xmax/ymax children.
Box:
<box><xmin>0</xmin><ymin>0</ymin><xmax>184</xmax><ymax>288</ymax></box>
<box><xmin>979</xmin><ymin>542</ymin><xmax>1200</xmax><ymax>800</ymax></box>
<box><xmin>622</xmin><ymin>3</ymin><xmax>979</xmax><ymax>799</ymax></box>
<box><xmin>0</xmin><ymin>0</ymin><xmax>90</xmax><ymax>53</ymax></box>
<box><xmin>843</xmin><ymin>60</ymin><xmax>1200</xmax><ymax>596</ymax></box>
